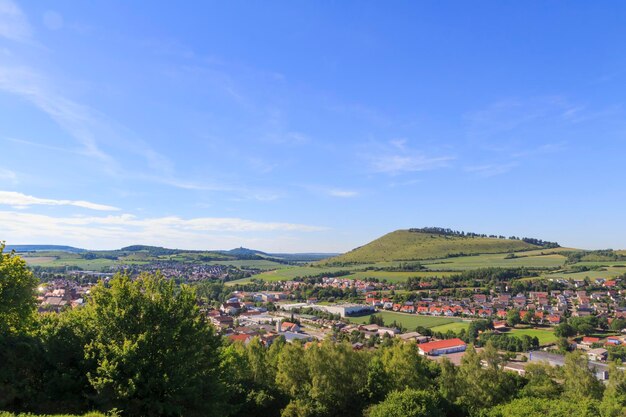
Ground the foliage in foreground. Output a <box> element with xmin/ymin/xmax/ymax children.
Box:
<box><xmin>2</xmin><ymin>245</ymin><xmax>626</xmax><ymax>417</ymax></box>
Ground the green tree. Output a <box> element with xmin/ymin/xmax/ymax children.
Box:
<box><xmin>367</xmin><ymin>389</ymin><xmax>447</xmax><ymax>417</ymax></box>
<box><xmin>486</xmin><ymin>397</ymin><xmax>601</xmax><ymax>417</ymax></box>
<box><xmin>379</xmin><ymin>341</ymin><xmax>434</xmax><ymax>392</ymax></box>
<box><xmin>600</xmin><ymin>361</ymin><xmax>626</xmax><ymax>417</ymax></box>
<box><xmin>519</xmin><ymin>362</ymin><xmax>561</xmax><ymax>399</ymax></box>
<box><xmin>83</xmin><ymin>273</ymin><xmax>225</xmax><ymax>416</ymax></box>
<box><xmin>554</xmin><ymin>323</ymin><xmax>576</xmax><ymax>338</ymax></box>
<box><xmin>506</xmin><ymin>309</ymin><xmax>521</xmax><ymax>327</ymax></box>
<box><xmin>562</xmin><ymin>350</ymin><xmax>604</xmax><ymax>401</ymax></box>
<box><xmin>0</xmin><ymin>244</ymin><xmax>38</xmax><ymax>333</ymax></box>
<box><xmin>609</xmin><ymin>318</ymin><xmax>626</xmax><ymax>332</ymax></box>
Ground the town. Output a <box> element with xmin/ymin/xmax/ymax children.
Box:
<box><xmin>36</xmin><ymin>267</ymin><xmax>626</xmax><ymax>382</ymax></box>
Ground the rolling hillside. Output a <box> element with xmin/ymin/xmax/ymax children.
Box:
<box><xmin>321</xmin><ymin>229</ymin><xmax>543</xmax><ymax>264</ymax></box>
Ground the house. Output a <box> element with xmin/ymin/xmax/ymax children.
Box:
<box><xmin>210</xmin><ymin>315</ymin><xmax>234</xmax><ymax>329</ymax></box>
<box><xmin>228</xmin><ymin>334</ymin><xmax>253</xmax><ymax>345</ymax></box>
<box><xmin>493</xmin><ymin>320</ymin><xmax>508</xmax><ymax>330</ymax></box>
<box><xmin>280</xmin><ymin>321</ymin><xmax>301</xmax><ymax>333</ymax></box>
<box><xmin>377</xmin><ymin>327</ymin><xmax>399</xmax><ymax>337</ymax></box>
<box><xmin>582</xmin><ymin>336</ymin><xmax>601</xmax><ymax>346</ymax></box>
<box><xmin>606</xmin><ymin>337</ymin><xmax>622</xmax><ymax>346</ymax></box>
<box><xmin>220</xmin><ymin>302</ymin><xmax>242</xmax><ymax>315</ymax></box>
<box><xmin>418</xmin><ymin>338</ymin><xmax>467</xmax><ymax>356</ymax></box>
<box><xmin>588</xmin><ymin>348</ymin><xmax>608</xmax><ymax>362</ymax></box>
<box><xmin>396</xmin><ymin>332</ymin><xmax>429</xmax><ymax>343</ymax></box>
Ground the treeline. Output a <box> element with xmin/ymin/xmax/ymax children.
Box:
<box><xmin>405</xmin><ymin>267</ymin><xmax>539</xmax><ymax>291</ymax></box>
<box><xmin>564</xmin><ymin>250</ymin><xmax>626</xmax><ymax>264</ymax></box>
<box><xmin>2</xmin><ymin>247</ymin><xmax>626</xmax><ymax>417</ymax></box>
<box><xmin>408</xmin><ymin>228</ymin><xmax>560</xmax><ymax>248</ymax></box>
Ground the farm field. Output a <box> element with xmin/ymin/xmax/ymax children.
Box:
<box><xmin>22</xmin><ymin>256</ymin><xmax>141</xmax><ymax>271</ymax></box>
<box><xmin>542</xmin><ymin>266</ymin><xmax>626</xmax><ymax>281</ymax></box>
<box><xmin>229</xmin><ymin>265</ymin><xmax>356</xmax><ymax>284</ymax></box>
<box><xmin>345</xmin><ymin>270</ymin><xmax>457</xmax><ymax>283</ymax></box>
<box><xmin>507</xmin><ymin>327</ymin><xmax>558</xmax><ymax>345</ymax></box>
<box><xmin>430</xmin><ymin>321</ymin><xmax>471</xmax><ymax>333</ymax></box>
<box><xmin>207</xmin><ymin>259</ymin><xmax>288</xmax><ymax>269</ymax></box>
<box><xmin>347</xmin><ymin>310</ymin><xmax>465</xmax><ymax>330</ymax></box>
<box><xmin>422</xmin><ymin>252</ymin><xmax>566</xmax><ymax>271</ymax></box>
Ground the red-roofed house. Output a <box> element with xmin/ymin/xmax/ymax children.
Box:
<box><xmin>582</xmin><ymin>336</ymin><xmax>600</xmax><ymax>345</ymax></box>
<box><xmin>418</xmin><ymin>338</ymin><xmax>467</xmax><ymax>356</ymax></box>
<box><xmin>228</xmin><ymin>334</ymin><xmax>252</xmax><ymax>344</ymax></box>
<box><xmin>281</xmin><ymin>321</ymin><xmax>301</xmax><ymax>333</ymax></box>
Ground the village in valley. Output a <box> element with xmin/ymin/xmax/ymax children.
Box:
<box><xmin>28</xmin><ymin>229</ymin><xmax>626</xmax><ymax>382</ymax></box>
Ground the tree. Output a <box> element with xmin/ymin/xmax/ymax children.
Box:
<box><xmin>485</xmin><ymin>397</ymin><xmax>601</xmax><ymax>417</ymax></box>
<box><xmin>367</xmin><ymin>389</ymin><xmax>447</xmax><ymax>417</ymax></box>
<box><xmin>554</xmin><ymin>323</ymin><xmax>576</xmax><ymax>338</ymax></box>
<box><xmin>562</xmin><ymin>350</ymin><xmax>604</xmax><ymax>401</ymax></box>
<box><xmin>609</xmin><ymin>318</ymin><xmax>626</xmax><ymax>332</ymax></box>
<box><xmin>276</xmin><ymin>342</ymin><xmax>311</xmax><ymax>400</ymax></box>
<box><xmin>519</xmin><ymin>363</ymin><xmax>561</xmax><ymax>399</ymax></box>
<box><xmin>306</xmin><ymin>341</ymin><xmax>367</xmax><ymax>416</ymax></box>
<box><xmin>379</xmin><ymin>341</ymin><xmax>434</xmax><ymax>392</ymax></box>
<box><xmin>600</xmin><ymin>361</ymin><xmax>626</xmax><ymax>417</ymax></box>
<box><xmin>454</xmin><ymin>343</ymin><xmax>521</xmax><ymax>413</ymax></box>
<box><xmin>0</xmin><ymin>244</ymin><xmax>38</xmax><ymax>333</ymax></box>
<box><xmin>83</xmin><ymin>272</ymin><xmax>225</xmax><ymax>416</ymax></box>
<box><xmin>507</xmin><ymin>309</ymin><xmax>521</xmax><ymax>327</ymax></box>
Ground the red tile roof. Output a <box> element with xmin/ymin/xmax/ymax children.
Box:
<box><xmin>418</xmin><ymin>338</ymin><xmax>466</xmax><ymax>354</ymax></box>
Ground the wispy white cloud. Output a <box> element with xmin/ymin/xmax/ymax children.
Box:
<box><xmin>0</xmin><ymin>191</ymin><xmax>120</xmax><ymax>211</ymax></box>
<box><xmin>327</xmin><ymin>189</ymin><xmax>359</xmax><ymax>198</ymax></box>
<box><xmin>0</xmin><ymin>168</ymin><xmax>17</xmax><ymax>183</ymax></box>
<box><xmin>370</xmin><ymin>153</ymin><xmax>454</xmax><ymax>174</ymax></box>
<box><xmin>363</xmin><ymin>139</ymin><xmax>454</xmax><ymax>175</ymax></box>
<box><xmin>0</xmin><ymin>211</ymin><xmax>327</xmax><ymax>250</ymax></box>
<box><xmin>465</xmin><ymin>162</ymin><xmax>518</xmax><ymax>178</ymax></box>
<box><xmin>0</xmin><ymin>0</ymin><xmax>31</xmax><ymax>42</ymax></box>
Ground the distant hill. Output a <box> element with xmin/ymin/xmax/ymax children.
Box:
<box><xmin>321</xmin><ymin>229</ymin><xmax>550</xmax><ymax>264</ymax></box>
<box><xmin>5</xmin><ymin>245</ymin><xmax>86</xmax><ymax>253</ymax></box>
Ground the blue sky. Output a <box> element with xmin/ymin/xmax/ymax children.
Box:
<box><xmin>1</xmin><ymin>1</ymin><xmax>625</xmax><ymax>252</ymax></box>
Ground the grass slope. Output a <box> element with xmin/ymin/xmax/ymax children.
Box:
<box><xmin>322</xmin><ymin>230</ymin><xmax>540</xmax><ymax>264</ymax></box>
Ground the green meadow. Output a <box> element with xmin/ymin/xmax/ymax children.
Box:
<box><xmin>507</xmin><ymin>327</ymin><xmax>558</xmax><ymax>345</ymax></box>
<box><xmin>347</xmin><ymin>310</ymin><xmax>467</xmax><ymax>330</ymax></box>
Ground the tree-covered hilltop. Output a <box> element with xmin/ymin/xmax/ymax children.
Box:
<box><xmin>2</xmin><ymin>246</ymin><xmax>626</xmax><ymax>417</ymax></box>
<box><xmin>321</xmin><ymin>229</ymin><xmax>553</xmax><ymax>265</ymax></box>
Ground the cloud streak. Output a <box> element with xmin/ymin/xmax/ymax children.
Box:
<box><xmin>363</xmin><ymin>139</ymin><xmax>454</xmax><ymax>175</ymax></box>
<box><xmin>0</xmin><ymin>0</ymin><xmax>31</xmax><ymax>42</ymax></box>
<box><xmin>0</xmin><ymin>210</ymin><xmax>328</xmax><ymax>250</ymax></box>
<box><xmin>0</xmin><ymin>191</ymin><xmax>120</xmax><ymax>211</ymax></box>
<box><xmin>327</xmin><ymin>189</ymin><xmax>359</xmax><ymax>198</ymax></box>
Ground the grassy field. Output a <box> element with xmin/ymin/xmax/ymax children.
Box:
<box><xmin>430</xmin><ymin>321</ymin><xmax>471</xmax><ymax>333</ymax></box>
<box><xmin>347</xmin><ymin>310</ymin><xmax>466</xmax><ymax>330</ymax></box>
<box><xmin>207</xmin><ymin>259</ymin><xmax>288</xmax><ymax>269</ymax></box>
<box><xmin>422</xmin><ymin>252</ymin><xmax>566</xmax><ymax>271</ymax></box>
<box><xmin>507</xmin><ymin>327</ymin><xmax>558</xmax><ymax>345</ymax></box>
<box><xmin>22</xmin><ymin>256</ymin><xmax>133</xmax><ymax>271</ymax></box>
<box><xmin>320</xmin><ymin>230</ymin><xmax>540</xmax><ymax>264</ymax></box>
<box><xmin>542</xmin><ymin>266</ymin><xmax>626</xmax><ymax>281</ymax></box>
<box><xmin>345</xmin><ymin>270</ymin><xmax>457</xmax><ymax>283</ymax></box>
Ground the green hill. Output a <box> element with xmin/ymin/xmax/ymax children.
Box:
<box><xmin>322</xmin><ymin>229</ymin><xmax>543</xmax><ymax>264</ymax></box>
